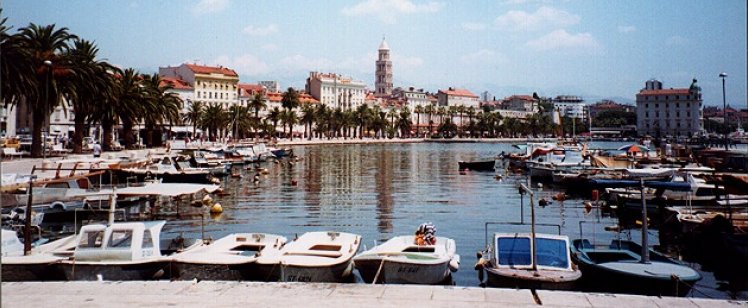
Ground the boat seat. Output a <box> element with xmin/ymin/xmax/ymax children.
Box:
<box><xmin>284</xmin><ymin>251</ymin><xmax>342</xmax><ymax>258</ymax></box>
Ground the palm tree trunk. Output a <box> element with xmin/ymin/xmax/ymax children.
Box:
<box><xmin>122</xmin><ymin>120</ymin><xmax>135</xmax><ymax>149</ymax></box>
<box><xmin>73</xmin><ymin>117</ymin><xmax>86</xmax><ymax>154</ymax></box>
<box><xmin>30</xmin><ymin>111</ymin><xmax>45</xmax><ymax>158</ymax></box>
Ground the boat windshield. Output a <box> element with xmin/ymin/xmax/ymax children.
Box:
<box><xmin>496</xmin><ymin>236</ymin><xmax>569</xmax><ymax>269</ymax></box>
<box><xmin>497</xmin><ymin>237</ymin><xmax>531</xmax><ymax>266</ymax></box>
<box><xmin>536</xmin><ymin>238</ymin><xmax>569</xmax><ymax>269</ymax></box>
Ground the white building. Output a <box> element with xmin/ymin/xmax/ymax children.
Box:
<box><xmin>553</xmin><ymin>95</ymin><xmax>586</xmax><ymax>119</ymax></box>
<box><xmin>305</xmin><ymin>72</ymin><xmax>366</xmax><ymax>110</ymax></box>
<box><xmin>436</xmin><ymin>88</ymin><xmax>479</xmax><ymax>108</ymax></box>
<box><xmin>259</xmin><ymin>81</ymin><xmax>280</xmax><ymax>93</ymax></box>
<box><xmin>502</xmin><ymin>95</ymin><xmax>538</xmax><ymax>112</ymax></box>
<box><xmin>636</xmin><ymin>79</ymin><xmax>703</xmax><ymax>137</ymax></box>
<box><xmin>159</xmin><ymin>63</ymin><xmax>239</xmax><ymax>108</ymax></box>
<box><xmin>375</xmin><ymin>38</ymin><xmax>393</xmax><ymax>97</ymax></box>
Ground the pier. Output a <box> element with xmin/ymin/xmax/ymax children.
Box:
<box><xmin>2</xmin><ymin>281</ymin><xmax>746</xmax><ymax>307</ymax></box>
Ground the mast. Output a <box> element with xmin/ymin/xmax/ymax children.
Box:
<box><xmin>520</xmin><ymin>183</ymin><xmax>537</xmax><ymax>271</ymax></box>
<box><xmin>639</xmin><ymin>178</ymin><xmax>650</xmax><ymax>263</ymax></box>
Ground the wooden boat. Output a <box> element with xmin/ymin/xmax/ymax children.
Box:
<box><xmin>1</xmin><ymin>229</ymin><xmax>77</xmax><ymax>281</ymax></box>
<box><xmin>482</xmin><ymin>232</ymin><xmax>580</xmax><ymax>290</ymax></box>
<box><xmin>57</xmin><ymin>221</ymin><xmax>200</xmax><ymax>281</ymax></box>
<box><xmin>353</xmin><ymin>235</ymin><xmax>460</xmax><ymax>284</ymax></box>
<box><xmin>477</xmin><ymin>183</ymin><xmax>581</xmax><ymax>290</ymax></box>
<box><xmin>580</xmin><ymin>179</ymin><xmax>702</xmax><ymax>296</ymax></box>
<box><xmin>458</xmin><ymin>160</ymin><xmax>496</xmax><ymax>171</ymax></box>
<box><xmin>170</xmin><ymin>233</ymin><xmax>287</xmax><ymax>281</ymax></box>
<box><xmin>254</xmin><ymin>231</ymin><xmax>361</xmax><ymax>282</ymax></box>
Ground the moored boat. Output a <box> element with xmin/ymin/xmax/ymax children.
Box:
<box><xmin>458</xmin><ymin>160</ymin><xmax>496</xmax><ymax>172</ymax></box>
<box><xmin>170</xmin><ymin>233</ymin><xmax>287</xmax><ymax>281</ymax></box>
<box><xmin>254</xmin><ymin>231</ymin><xmax>361</xmax><ymax>282</ymax></box>
<box><xmin>354</xmin><ymin>235</ymin><xmax>459</xmax><ymax>284</ymax></box>
<box><xmin>1</xmin><ymin>229</ymin><xmax>77</xmax><ymax>281</ymax></box>
<box><xmin>58</xmin><ymin>221</ymin><xmax>200</xmax><ymax>281</ymax></box>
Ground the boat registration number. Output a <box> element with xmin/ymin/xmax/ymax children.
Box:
<box><xmin>286</xmin><ymin>275</ymin><xmax>312</xmax><ymax>282</ymax></box>
<box><xmin>397</xmin><ymin>267</ymin><xmax>419</xmax><ymax>273</ymax></box>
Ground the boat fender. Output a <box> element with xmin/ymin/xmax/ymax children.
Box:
<box><xmin>202</xmin><ymin>195</ymin><xmax>213</xmax><ymax>206</ymax></box>
<box><xmin>152</xmin><ymin>269</ymin><xmax>165</xmax><ymax>280</ymax></box>
<box><xmin>210</xmin><ymin>203</ymin><xmax>223</xmax><ymax>214</ymax></box>
<box><xmin>604</xmin><ymin>225</ymin><xmax>620</xmax><ymax>232</ymax></box>
<box><xmin>449</xmin><ymin>255</ymin><xmax>460</xmax><ymax>272</ymax></box>
<box><xmin>474</xmin><ymin>256</ymin><xmax>486</xmax><ymax>270</ymax></box>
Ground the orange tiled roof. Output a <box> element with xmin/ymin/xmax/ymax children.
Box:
<box><xmin>439</xmin><ymin>88</ymin><xmax>478</xmax><ymax>98</ymax></box>
<box><xmin>160</xmin><ymin>77</ymin><xmax>193</xmax><ymax>90</ymax></box>
<box><xmin>185</xmin><ymin>64</ymin><xmax>238</xmax><ymax>77</ymax></box>
<box><xmin>638</xmin><ymin>88</ymin><xmax>690</xmax><ymax>96</ymax></box>
<box><xmin>237</xmin><ymin>83</ymin><xmax>265</xmax><ymax>96</ymax></box>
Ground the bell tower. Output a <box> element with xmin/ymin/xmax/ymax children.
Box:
<box><xmin>375</xmin><ymin>37</ymin><xmax>392</xmax><ymax>96</ymax></box>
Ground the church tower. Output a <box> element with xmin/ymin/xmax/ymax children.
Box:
<box><xmin>375</xmin><ymin>37</ymin><xmax>392</xmax><ymax>97</ymax></box>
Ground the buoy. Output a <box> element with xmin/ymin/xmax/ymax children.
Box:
<box><xmin>494</xmin><ymin>174</ymin><xmax>502</xmax><ymax>180</ymax></box>
<box><xmin>537</xmin><ymin>183</ymin><xmax>543</xmax><ymax>188</ymax></box>
<box><xmin>552</xmin><ymin>192</ymin><xmax>566</xmax><ymax>201</ymax></box>
<box><xmin>538</xmin><ymin>198</ymin><xmax>550</xmax><ymax>207</ymax></box>
<box><xmin>259</xmin><ymin>168</ymin><xmax>270</xmax><ymax>175</ymax></box>
<box><xmin>210</xmin><ymin>203</ymin><xmax>223</xmax><ymax>214</ymax></box>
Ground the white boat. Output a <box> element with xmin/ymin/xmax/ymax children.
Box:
<box><xmin>254</xmin><ymin>231</ymin><xmax>361</xmax><ymax>282</ymax></box>
<box><xmin>353</xmin><ymin>235</ymin><xmax>459</xmax><ymax>284</ymax></box>
<box><xmin>171</xmin><ymin>233</ymin><xmax>287</xmax><ymax>281</ymax></box>
<box><xmin>57</xmin><ymin>220</ymin><xmax>200</xmax><ymax>281</ymax></box>
<box><xmin>1</xmin><ymin>229</ymin><xmax>77</xmax><ymax>281</ymax></box>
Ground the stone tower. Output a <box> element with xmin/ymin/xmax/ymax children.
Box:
<box><xmin>375</xmin><ymin>37</ymin><xmax>392</xmax><ymax>97</ymax></box>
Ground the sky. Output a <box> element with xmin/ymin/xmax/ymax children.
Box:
<box><xmin>5</xmin><ymin>0</ymin><xmax>747</xmax><ymax>107</ymax></box>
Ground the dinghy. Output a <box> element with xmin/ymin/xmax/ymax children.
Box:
<box><xmin>354</xmin><ymin>235</ymin><xmax>459</xmax><ymax>284</ymax></box>
<box><xmin>254</xmin><ymin>231</ymin><xmax>360</xmax><ymax>282</ymax></box>
<box><xmin>171</xmin><ymin>233</ymin><xmax>286</xmax><ymax>281</ymax></box>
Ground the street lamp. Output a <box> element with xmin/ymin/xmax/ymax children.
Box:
<box><xmin>720</xmin><ymin>72</ymin><xmax>727</xmax><ymax>150</ymax></box>
<box><xmin>43</xmin><ymin>60</ymin><xmax>52</xmax><ymax>159</ymax></box>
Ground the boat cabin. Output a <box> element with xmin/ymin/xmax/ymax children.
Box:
<box><xmin>73</xmin><ymin>221</ymin><xmax>166</xmax><ymax>262</ymax></box>
<box><xmin>493</xmin><ymin>233</ymin><xmax>574</xmax><ymax>272</ymax></box>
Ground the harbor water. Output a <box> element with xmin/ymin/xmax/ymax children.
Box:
<box><xmin>158</xmin><ymin>141</ymin><xmax>746</xmax><ymax>300</ymax></box>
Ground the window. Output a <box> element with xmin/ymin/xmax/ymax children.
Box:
<box><xmin>497</xmin><ymin>237</ymin><xmax>531</xmax><ymax>266</ymax></box>
<box><xmin>535</xmin><ymin>238</ymin><xmax>569</xmax><ymax>269</ymax></box>
<box><xmin>78</xmin><ymin>230</ymin><xmax>104</xmax><ymax>248</ymax></box>
<box><xmin>142</xmin><ymin>230</ymin><xmax>153</xmax><ymax>248</ymax></box>
<box><xmin>109</xmin><ymin>230</ymin><xmax>133</xmax><ymax>248</ymax></box>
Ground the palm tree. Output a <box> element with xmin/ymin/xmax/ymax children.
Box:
<box><xmin>201</xmin><ymin>103</ymin><xmax>226</xmax><ymax>141</ymax></box>
<box><xmin>111</xmin><ymin>68</ymin><xmax>147</xmax><ymax>149</ymax></box>
<box><xmin>267</xmin><ymin>107</ymin><xmax>281</xmax><ymax>137</ymax></box>
<box><xmin>16</xmin><ymin>23</ymin><xmax>77</xmax><ymax>157</ymax></box>
<box><xmin>413</xmin><ymin>105</ymin><xmax>423</xmax><ymax>137</ymax></box>
<box><xmin>356</xmin><ymin>103</ymin><xmax>370</xmax><ymax>139</ymax></box>
<box><xmin>300</xmin><ymin>103</ymin><xmax>316</xmax><ymax>140</ymax></box>
<box><xmin>315</xmin><ymin>104</ymin><xmax>330</xmax><ymax>139</ymax></box>
<box><xmin>281</xmin><ymin>87</ymin><xmax>300</xmax><ymax>111</ymax></box>
<box><xmin>183</xmin><ymin>101</ymin><xmax>204</xmax><ymax>138</ymax></box>
<box><xmin>398</xmin><ymin>106</ymin><xmax>412</xmax><ymax>138</ymax></box>
<box><xmin>141</xmin><ymin>73</ymin><xmax>182</xmax><ymax>147</ymax></box>
<box><xmin>66</xmin><ymin>39</ymin><xmax>114</xmax><ymax>153</ymax></box>
<box><xmin>281</xmin><ymin>109</ymin><xmax>298</xmax><ymax>140</ymax></box>
<box><xmin>466</xmin><ymin>106</ymin><xmax>476</xmax><ymax>137</ymax></box>
<box><xmin>1</xmin><ymin>12</ymin><xmax>36</xmax><ymax>114</ymax></box>
<box><xmin>424</xmin><ymin>104</ymin><xmax>434</xmax><ymax>135</ymax></box>
<box><xmin>387</xmin><ymin>107</ymin><xmax>398</xmax><ymax>135</ymax></box>
<box><xmin>249</xmin><ymin>92</ymin><xmax>266</xmax><ymax>135</ymax></box>
<box><xmin>228</xmin><ymin>104</ymin><xmax>251</xmax><ymax>140</ymax></box>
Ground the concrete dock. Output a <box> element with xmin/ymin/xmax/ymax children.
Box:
<box><xmin>1</xmin><ymin>281</ymin><xmax>746</xmax><ymax>308</ymax></box>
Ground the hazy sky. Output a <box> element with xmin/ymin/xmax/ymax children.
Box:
<box><xmin>5</xmin><ymin>0</ymin><xmax>747</xmax><ymax>106</ymax></box>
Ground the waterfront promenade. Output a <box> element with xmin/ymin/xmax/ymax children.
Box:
<box><xmin>2</xmin><ymin>281</ymin><xmax>746</xmax><ymax>308</ymax></box>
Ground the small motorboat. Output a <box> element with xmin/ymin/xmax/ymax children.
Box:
<box><xmin>354</xmin><ymin>235</ymin><xmax>459</xmax><ymax>284</ymax></box>
<box><xmin>480</xmin><ymin>232</ymin><xmax>580</xmax><ymax>290</ymax></box>
<box><xmin>458</xmin><ymin>160</ymin><xmax>496</xmax><ymax>172</ymax></box>
<box><xmin>571</xmin><ymin>239</ymin><xmax>701</xmax><ymax>296</ymax></box>
<box><xmin>254</xmin><ymin>231</ymin><xmax>361</xmax><ymax>282</ymax></box>
<box><xmin>1</xmin><ymin>229</ymin><xmax>77</xmax><ymax>281</ymax></box>
<box><xmin>58</xmin><ymin>221</ymin><xmax>200</xmax><ymax>281</ymax></box>
<box><xmin>170</xmin><ymin>233</ymin><xmax>287</xmax><ymax>281</ymax></box>
<box><xmin>477</xmin><ymin>183</ymin><xmax>581</xmax><ymax>290</ymax></box>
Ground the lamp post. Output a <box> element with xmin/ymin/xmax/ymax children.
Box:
<box><xmin>720</xmin><ymin>72</ymin><xmax>728</xmax><ymax>150</ymax></box>
<box><xmin>43</xmin><ymin>60</ymin><xmax>52</xmax><ymax>159</ymax></box>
